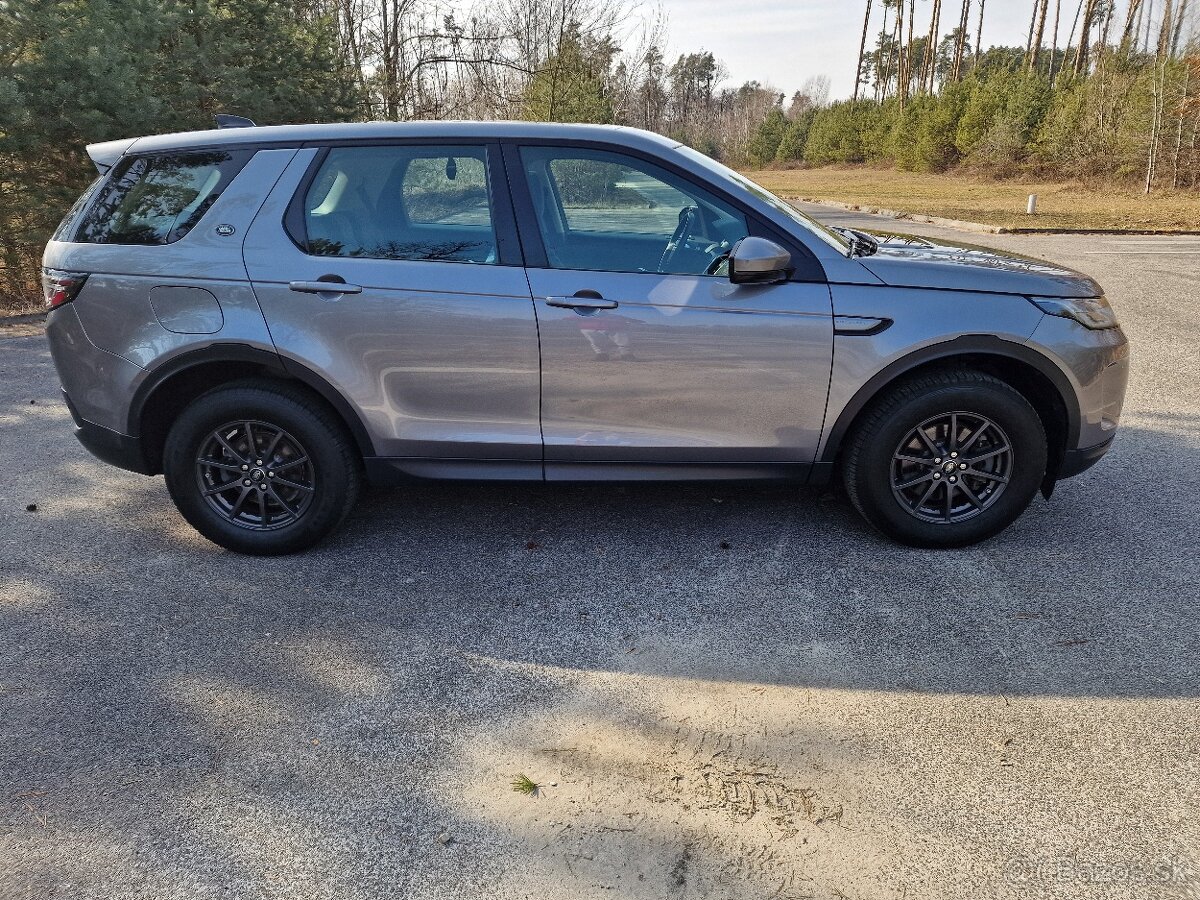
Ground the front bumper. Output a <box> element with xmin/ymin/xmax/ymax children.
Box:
<box><xmin>1059</xmin><ymin>434</ymin><xmax>1115</xmax><ymax>479</ymax></box>
<box><xmin>1027</xmin><ymin>314</ymin><xmax>1129</xmax><ymax>476</ymax></box>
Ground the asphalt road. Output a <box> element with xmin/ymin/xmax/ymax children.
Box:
<box><xmin>2</xmin><ymin>211</ymin><xmax>1198</xmax><ymax>900</ymax></box>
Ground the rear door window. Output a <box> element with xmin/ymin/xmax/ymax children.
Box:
<box><xmin>76</xmin><ymin>150</ymin><xmax>252</xmax><ymax>245</ymax></box>
<box><xmin>299</xmin><ymin>145</ymin><xmax>497</xmax><ymax>264</ymax></box>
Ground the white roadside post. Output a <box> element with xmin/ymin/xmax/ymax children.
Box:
<box><xmin>1027</xmin><ymin>194</ymin><xmax>1038</xmax><ymax>215</ymax></box>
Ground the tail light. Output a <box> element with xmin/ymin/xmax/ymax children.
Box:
<box><xmin>42</xmin><ymin>268</ymin><xmax>89</xmax><ymax>310</ymax></box>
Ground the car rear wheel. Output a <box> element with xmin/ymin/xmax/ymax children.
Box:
<box><xmin>163</xmin><ymin>381</ymin><xmax>361</xmax><ymax>555</ymax></box>
<box><xmin>842</xmin><ymin>370</ymin><xmax>1047</xmax><ymax>547</ymax></box>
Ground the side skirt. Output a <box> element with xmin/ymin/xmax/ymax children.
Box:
<box><xmin>364</xmin><ymin>457</ymin><xmax>815</xmax><ymax>485</ymax></box>
<box><xmin>545</xmin><ymin>462</ymin><xmax>813</xmax><ymax>482</ymax></box>
<box><xmin>364</xmin><ymin>458</ymin><xmax>542</xmax><ymax>484</ymax></box>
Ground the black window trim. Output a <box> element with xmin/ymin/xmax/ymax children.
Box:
<box><xmin>283</xmin><ymin>140</ymin><xmax>523</xmax><ymax>268</ymax></box>
<box><xmin>71</xmin><ymin>147</ymin><xmax>254</xmax><ymax>246</ymax></box>
<box><xmin>499</xmin><ymin>138</ymin><xmax>827</xmax><ymax>284</ymax></box>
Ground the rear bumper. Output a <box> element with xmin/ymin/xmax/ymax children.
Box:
<box><xmin>1059</xmin><ymin>435</ymin><xmax>1115</xmax><ymax>480</ymax></box>
<box><xmin>64</xmin><ymin>389</ymin><xmax>153</xmax><ymax>475</ymax></box>
<box><xmin>45</xmin><ymin>304</ymin><xmax>142</xmax><ymax>434</ymax></box>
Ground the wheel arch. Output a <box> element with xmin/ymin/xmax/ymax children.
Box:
<box><xmin>129</xmin><ymin>344</ymin><xmax>376</xmax><ymax>474</ymax></box>
<box><xmin>821</xmin><ymin>336</ymin><xmax>1079</xmax><ymax>490</ymax></box>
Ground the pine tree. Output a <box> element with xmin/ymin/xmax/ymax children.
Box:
<box><xmin>0</xmin><ymin>0</ymin><xmax>358</xmax><ymax>304</ymax></box>
<box><xmin>775</xmin><ymin>109</ymin><xmax>819</xmax><ymax>162</ymax></box>
<box><xmin>522</xmin><ymin>25</ymin><xmax>618</xmax><ymax>123</ymax></box>
<box><xmin>747</xmin><ymin>107</ymin><xmax>789</xmax><ymax>165</ymax></box>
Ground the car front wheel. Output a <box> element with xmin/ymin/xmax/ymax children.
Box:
<box><xmin>842</xmin><ymin>370</ymin><xmax>1048</xmax><ymax>547</ymax></box>
<box><xmin>163</xmin><ymin>381</ymin><xmax>361</xmax><ymax>555</ymax></box>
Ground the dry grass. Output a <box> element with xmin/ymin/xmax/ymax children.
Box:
<box><xmin>0</xmin><ymin>259</ymin><xmax>42</xmax><ymax>316</ymax></box>
<box><xmin>1</xmin><ymin>298</ymin><xmax>42</xmax><ymax>316</ymax></box>
<box><xmin>741</xmin><ymin>165</ymin><xmax>1200</xmax><ymax>232</ymax></box>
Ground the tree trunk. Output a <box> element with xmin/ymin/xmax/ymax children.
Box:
<box><xmin>546</xmin><ymin>10</ymin><xmax>569</xmax><ymax>121</ymax></box>
<box><xmin>1096</xmin><ymin>0</ymin><xmax>1116</xmax><ymax>69</ymax></box>
<box><xmin>952</xmin><ymin>0</ymin><xmax>971</xmax><ymax>81</ymax></box>
<box><xmin>1171</xmin><ymin>0</ymin><xmax>1190</xmax><ymax>55</ymax></box>
<box><xmin>1072</xmin><ymin>0</ymin><xmax>1097</xmax><ymax>75</ymax></box>
<box><xmin>854</xmin><ymin>0</ymin><xmax>874</xmax><ymax>101</ymax></box>
<box><xmin>974</xmin><ymin>0</ymin><xmax>986</xmax><ymax>64</ymax></box>
<box><xmin>1172</xmin><ymin>65</ymin><xmax>1190</xmax><ymax>188</ymax></box>
<box><xmin>907</xmin><ymin>0</ymin><xmax>917</xmax><ymax>93</ymax></box>
<box><xmin>381</xmin><ymin>0</ymin><xmax>396</xmax><ymax>119</ymax></box>
<box><xmin>1025</xmin><ymin>0</ymin><xmax>1040</xmax><ymax>62</ymax></box>
<box><xmin>1049</xmin><ymin>0</ymin><xmax>1063</xmax><ymax>82</ymax></box>
<box><xmin>1029</xmin><ymin>0</ymin><xmax>1049</xmax><ymax>72</ymax></box>
<box><xmin>1065</xmin><ymin>0</ymin><xmax>1086</xmax><ymax>67</ymax></box>
<box><xmin>895</xmin><ymin>1</ymin><xmax>911</xmax><ymax>92</ymax></box>
<box><xmin>1146</xmin><ymin>57</ymin><xmax>1166</xmax><ymax>193</ymax></box>
<box><xmin>923</xmin><ymin>0</ymin><xmax>943</xmax><ymax>92</ymax></box>
<box><xmin>1189</xmin><ymin>117</ymin><xmax>1199</xmax><ymax>188</ymax></box>
<box><xmin>878</xmin><ymin>2</ymin><xmax>893</xmax><ymax>99</ymax></box>
<box><xmin>1122</xmin><ymin>0</ymin><xmax>1144</xmax><ymax>48</ymax></box>
<box><xmin>1158</xmin><ymin>0</ymin><xmax>1175</xmax><ymax>57</ymax></box>
<box><xmin>886</xmin><ymin>0</ymin><xmax>904</xmax><ymax>101</ymax></box>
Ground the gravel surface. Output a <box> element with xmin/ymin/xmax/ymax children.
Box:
<box><xmin>2</xmin><ymin>213</ymin><xmax>1198</xmax><ymax>900</ymax></box>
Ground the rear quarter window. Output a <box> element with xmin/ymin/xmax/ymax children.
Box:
<box><xmin>52</xmin><ymin>176</ymin><xmax>103</xmax><ymax>242</ymax></box>
<box><xmin>75</xmin><ymin>149</ymin><xmax>252</xmax><ymax>245</ymax></box>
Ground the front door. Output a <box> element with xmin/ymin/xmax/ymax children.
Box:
<box><xmin>511</xmin><ymin>145</ymin><xmax>834</xmax><ymax>479</ymax></box>
<box><xmin>244</xmin><ymin>143</ymin><xmax>541</xmax><ymax>475</ymax></box>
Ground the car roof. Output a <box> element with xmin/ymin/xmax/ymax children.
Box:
<box><xmin>86</xmin><ymin>121</ymin><xmax>682</xmax><ymax>171</ymax></box>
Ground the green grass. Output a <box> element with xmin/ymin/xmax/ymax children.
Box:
<box><xmin>511</xmin><ymin>773</ymin><xmax>539</xmax><ymax>796</ymax></box>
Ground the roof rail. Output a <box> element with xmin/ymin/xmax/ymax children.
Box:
<box><xmin>214</xmin><ymin>114</ymin><xmax>257</xmax><ymax>129</ymax></box>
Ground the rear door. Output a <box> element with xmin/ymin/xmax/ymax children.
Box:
<box><xmin>243</xmin><ymin>142</ymin><xmax>542</xmax><ymax>475</ymax></box>
<box><xmin>508</xmin><ymin>143</ymin><xmax>834</xmax><ymax>479</ymax></box>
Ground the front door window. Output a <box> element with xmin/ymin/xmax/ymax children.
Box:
<box><xmin>519</xmin><ymin>147</ymin><xmax>749</xmax><ymax>276</ymax></box>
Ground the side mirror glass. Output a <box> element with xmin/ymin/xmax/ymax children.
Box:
<box><xmin>728</xmin><ymin>236</ymin><xmax>792</xmax><ymax>285</ymax></box>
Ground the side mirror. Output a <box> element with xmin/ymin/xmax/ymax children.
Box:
<box><xmin>728</xmin><ymin>237</ymin><xmax>792</xmax><ymax>285</ymax></box>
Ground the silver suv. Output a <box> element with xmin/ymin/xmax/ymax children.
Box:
<box><xmin>43</xmin><ymin>122</ymin><xmax>1129</xmax><ymax>554</ymax></box>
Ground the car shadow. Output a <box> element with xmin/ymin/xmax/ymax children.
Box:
<box><xmin>3</xmin><ymin>336</ymin><xmax>1198</xmax><ymax>896</ymax></box>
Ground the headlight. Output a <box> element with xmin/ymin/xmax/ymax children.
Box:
<box><xmin>1030</xmin><ymin>296</ymin><xmax>1120</xmax><ymax>330</ymax></box>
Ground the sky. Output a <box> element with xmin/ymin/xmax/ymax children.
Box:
<box><xmin>653</xmin><ymin>0</ymin><xmax>1053</xmax><ymax>99</ymax></box>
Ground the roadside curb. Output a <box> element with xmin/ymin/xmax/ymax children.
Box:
<box><xmin>785</xmin><ymin>196</ymin><xmax>1200</xmax><ymax>236</ymax></box>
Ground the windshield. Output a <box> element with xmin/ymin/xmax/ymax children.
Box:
<box><xmin>674</xmin><ymin>145</ymin><xmax>852</xmax><ymax>254</ymax></box>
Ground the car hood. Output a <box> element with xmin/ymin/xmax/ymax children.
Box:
<box><xmin>856</xmin><ymin>231</ymin><xmax>1102</xmax><ymax>298</ymax></box>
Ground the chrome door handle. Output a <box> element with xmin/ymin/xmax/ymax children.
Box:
<box><xmin>288</xmin><ymin>280</ymin><xmax>363</xmax><ymax>296</ymax></box>
<box><xmin>545</xmin><ymin>294</ymin><xmax>618</xmax><ymax>310</ymax></box>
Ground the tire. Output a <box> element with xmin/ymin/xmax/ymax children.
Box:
<box><xmin>163</xmin><ymin>380</ymin><xmax>361</xmax><ymax>555</ymax></box>
<box><xmin>841</xmin><ymin>369</ymin><xmax>1047</xmax><ymax>548</ymax></box>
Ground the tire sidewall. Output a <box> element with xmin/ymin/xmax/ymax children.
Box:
<box><xmin>164</xmin><ymin>388</ymin><xmax>355</xmax><ymax>555</ymax></box>
<box><xmin>852</xmin><ymin>382</ymin><xmax>1047</xmax><ymax>547</ymax></box>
